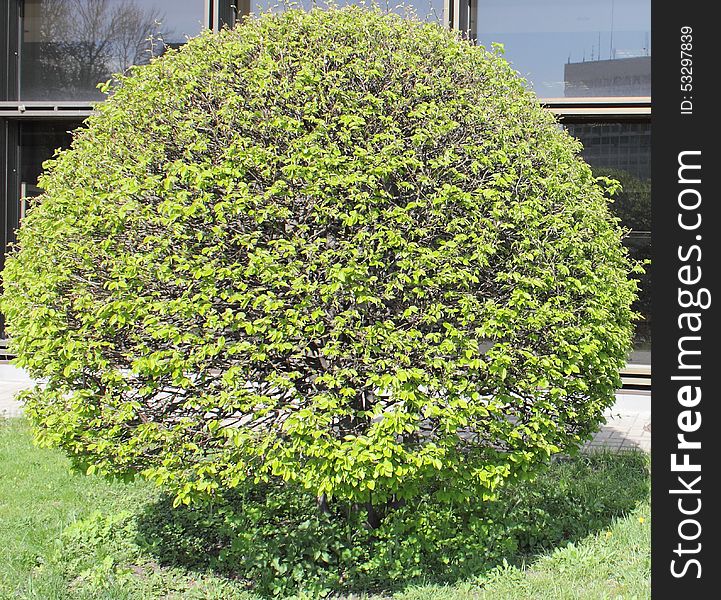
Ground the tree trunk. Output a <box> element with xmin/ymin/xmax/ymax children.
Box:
<box><xmin>365</xmin><ymin>501</ymin><xmax>382</xmax><ymax>529</ymax></box>
<box><xmin>316</xmin><ymin>492</ymin><xmax>331</xmax><ymax>515</ymax></box>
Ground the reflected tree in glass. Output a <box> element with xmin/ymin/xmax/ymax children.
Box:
<box><xmin>22</xmin><ymin>0</ymin><xmax>168</xmax><ymax>100</ymax></box>
<box><xmin>595</xmin><ymin>166</ymin><xmax>651</xmax><ymax>350</ymax></box>
<box><xmin>594</xmin><ymin>167</ymin><xmax>650</xmax><ymax>231</ymax></box>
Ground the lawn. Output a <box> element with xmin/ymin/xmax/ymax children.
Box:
<box><xmin>0</xmin><ymin>418</ymin><xmax>650</xmax><ymax>599</ymax></box>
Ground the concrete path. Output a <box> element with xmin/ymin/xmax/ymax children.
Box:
<box><xmin>0</xmin><ymin>363</ymin><xmax>33</xmax><ymax>419</ymax></box>
<box><xmin>585</xmin><ymin>393</ymin><xmax>651</xmax><ymax>453</ymax></box>
<box><xmin>1</xmin><ymin>362</ymin><xmax>651</xmax><ymax>452</ymax></box>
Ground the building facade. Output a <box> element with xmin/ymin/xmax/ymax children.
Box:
<box><xmin>1</xmin><ymin>0</ymin><xmax>651</xmax><ymax>385</ymax></box>
<box><xmin>564</xmin><ymin>56</ymin><xmax>651</xmax><ymax>97</ymax></box>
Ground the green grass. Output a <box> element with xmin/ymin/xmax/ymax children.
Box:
<box><xmin>0</xmin><ymin>418</ymin><xmax>650</xmax><ymax>599</ymax></box>
<box><xmin>387</xmin><ymin>504</ymin><xmax>650</xmax><ymax>600</ymax></box>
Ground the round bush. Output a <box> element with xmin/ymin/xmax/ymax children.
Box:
<box><xmin>1</xmin><ymin>7</ymin><xmax>638</xmax><ymax>509</ymax></box>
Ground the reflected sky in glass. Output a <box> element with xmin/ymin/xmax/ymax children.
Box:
<box><xmin>474</xmin><ymin>0</ymin><xmax>650</xmax><ymax>97</ymax></box>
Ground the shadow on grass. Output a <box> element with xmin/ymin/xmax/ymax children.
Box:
<box><xmin>135</xmin><ymin>451</ymin><xmax>649</xmax><ymax>598</ymax></box>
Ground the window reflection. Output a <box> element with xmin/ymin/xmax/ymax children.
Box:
<box><xmin>474</xmin><ymin>0</ymin><xmax>651</xmax><ymax>98</ymax></box>
<box><xmin>20</xmin><ymin>0</ymin><xmax>206</xmax><ymax>101</ymax></box>
<box><xmin>565</xmin><ymin>122</ymin><xmax>651</xmax><ymax>362</ymax></box>
<box><xmin>18</xmin><ymin>121</ymin><xmax>81</xmax><ymax>218</ymax></box>
<box><xmin>19</xmin><ymin>121</ymin><xmax>77</xmax><ymax>186</ymax></box>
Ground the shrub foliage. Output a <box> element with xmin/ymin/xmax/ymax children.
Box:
<box><xmin>1</xmin><ymin>7</ymin><xmax>638</xmax><ymax>511</ymax></box>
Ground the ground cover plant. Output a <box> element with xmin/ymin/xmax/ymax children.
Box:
<box><xmin>1</xmin><ymin>418</ymin><xmax>650</xmax><ymax>598</ymax></box>
<box><xmin>1</xmin><ymin>6</ymin><xmax>639</xmax><ymax>520</ymax></box>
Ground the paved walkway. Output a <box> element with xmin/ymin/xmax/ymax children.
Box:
<box><xmin>585</xmin><ymin>393</ymin><xmax>651</xmax><ymax>453</ymax></box>
<box><xmin>1</xmin><ymin>362</ymin><xmax>651</xmax><ymax>452</ymax></box>
<box><xmin>0</xmin><ymin>363</ymin><xmax>33</xmax><ymax>419</ymax></box>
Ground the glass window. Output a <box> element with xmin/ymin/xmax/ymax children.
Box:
<box><xmin>20</xmin><ymin>0</ymin><xmax>206</xmax><ymax>101</ymax></box>
<box><xmin>18</xmin><ymin>120</ymin><xmax>81</xmax><ymax>217</ymax></box>
<box><xmin>19</xmin><ymin>121</ymin><xmax>76</xmax><ymax>188</ymax></box>
<box><xmin>474</xmin><ymin>0</ymin><xmax>651</xmax><ymax>98</ymax></box>
<box><xmin>565</xmin><ymin>121</ymin><xmax>651</xmax><ymax>363</ymax></box>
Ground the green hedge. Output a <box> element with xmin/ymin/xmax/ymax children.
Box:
<box><xmin>1</xmin><ymin>7</ymin><xmax>639</xmax><ymax>512</ymax></box>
